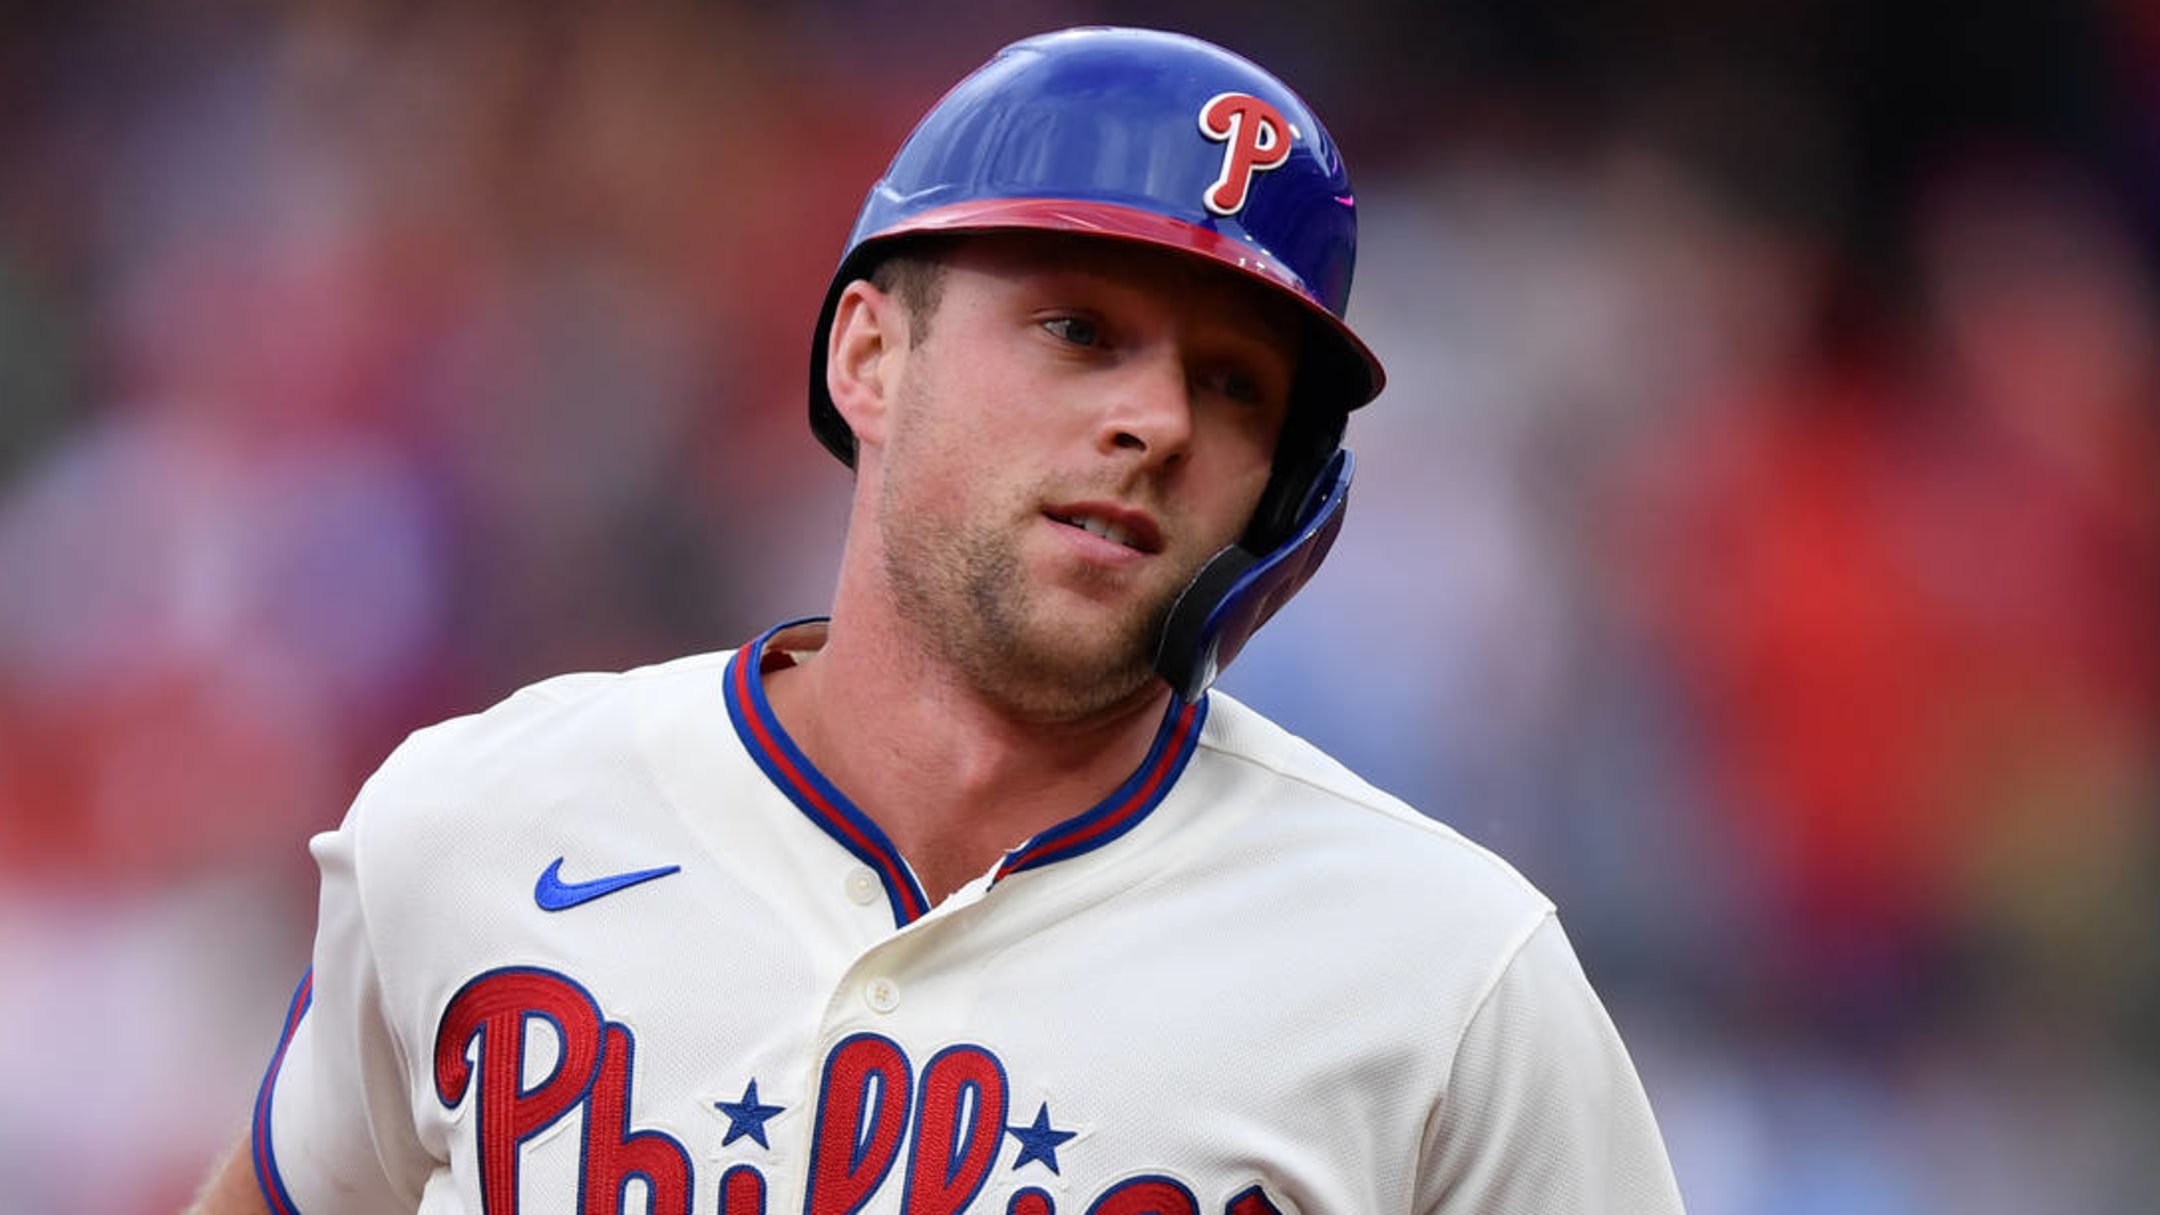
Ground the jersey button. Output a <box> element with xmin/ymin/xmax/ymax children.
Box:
<box><xmin>865</xmin><ymin>977</ymin><xmax>901</xmax><ymax>1014</ymax></box>
<box><xmin>845</xmin><ymin>867</ymin><xmax>880</xmax><ymax>906</ymax></box>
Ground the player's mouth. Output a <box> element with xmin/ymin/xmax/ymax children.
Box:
<box><xmin>1044</xmin><ymin>504</ymin><xmax>1164</xmax><ymax>554</ymax></box>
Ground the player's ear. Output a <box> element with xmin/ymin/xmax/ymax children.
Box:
<box><xmin>826</xmin><ymin>279</ymin><xmax>903</xmax><ymax>452</ymax></box>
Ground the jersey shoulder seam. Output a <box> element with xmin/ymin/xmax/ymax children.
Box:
<box><xmin>1422</xmin><ymin>909</ymin><xmax>1561</xmax><ymax>1157</ymax></box>
<box><xmin>1450</xmin><ymin>908</ymin><xmax>1560</xmax><ymax>1066</ymax></box>
<box><xmin>1193</xmin><ymin>729</ymin><xmax>1552</xmax><ymax>905</ymax></box>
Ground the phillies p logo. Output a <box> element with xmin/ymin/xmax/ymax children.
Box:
<box><xmin>1198</xmin><ymin>92</ymin><xmax>1294</xmax><ymax>216</ymax></box>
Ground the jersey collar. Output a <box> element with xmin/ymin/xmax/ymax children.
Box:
<box><xmin>722</xmin><ymin>617</ymin><xmax>1209</xmax><ymax>928</ymax></box>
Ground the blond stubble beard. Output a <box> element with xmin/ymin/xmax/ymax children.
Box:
<box><xmin>876</xmin><ymin>380</ymin><xmax>1177</xmax><ymax>722</ymax></box>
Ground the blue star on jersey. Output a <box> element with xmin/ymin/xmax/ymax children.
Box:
<box><xmin>714</xmin><ymin>1079</ymin><xmax>784</xmax><ymax>1148</ymax></box>
<box><xmin>1006</xmin><ymin>1102</ymin><xmax>1077</xmax><ymax>1174</ymax></box>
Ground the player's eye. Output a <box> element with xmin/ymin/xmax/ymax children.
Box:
<box><xmin>1041</xmin><ymin>315</ymin><xmax>1101</xmax><ymax>348</ymax></box>
<box><xmin>1198</xmin><ymin>364</ymin><xmax>1271</xmax><ymax>407</ymax></box>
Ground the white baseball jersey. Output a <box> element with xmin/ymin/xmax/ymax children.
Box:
<box><xmin>255</xmin><ymin>618</ymin><xmax>1684</xmax><ymax>1215</ymax></box>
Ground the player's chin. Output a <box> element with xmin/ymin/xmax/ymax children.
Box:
<box><xmin>1014</xmin><ymin>603</ymin><xmax>1145</xmax><ymax>663</ymax></box>
<box><xmin>1035</xmin><ymin>573</ymin><xmax>1178</xmax><ymax>645</ymax></box>
<box><xmin>1029</xmin><ymin>594</ymin><xmax>1175</xmax><ymax>685</ymax></box>
<box><xmin>994</xmin><ymin>636</ymin><xmax>1161</xmax><ymax>720</ymax></box>
<box><xmin>1009</xmin><ymin>577</ymin><xmax>1152</xmax><ymax>646</ymax></box>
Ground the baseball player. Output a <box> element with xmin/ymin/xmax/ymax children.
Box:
<box><xmin>191</xmin><ymin>27</ymin><xmax>1684</xmax><ymax>1215</ymax></box>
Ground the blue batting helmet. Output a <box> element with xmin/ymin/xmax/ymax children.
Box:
<box><xmin>807</xmin><ymin>25</ymin><xmax>1384</xmax><ymax>466</ymax></box>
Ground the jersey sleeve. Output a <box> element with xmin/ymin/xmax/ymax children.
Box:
<box><xmin>252</xmin><ymin>806</ymin><xmax>435</xmax><ymax>1215</ymax></box>
<box><xmin>1418</xmin><ymin>914</ymin><xmax>1687</xmax><ymax>1215</ymax></box>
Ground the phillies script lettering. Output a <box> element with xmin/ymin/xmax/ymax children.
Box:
<box><xmin>434</xmin><ymin>968</ymin><xmax>1287</xmax><ymax>1215</ymax></box>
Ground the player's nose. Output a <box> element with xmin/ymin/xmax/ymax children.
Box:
<box><xmin>1096</xmin><ymin>345</ymin><xmax>1195</xmax><ymax>467</ymax></box>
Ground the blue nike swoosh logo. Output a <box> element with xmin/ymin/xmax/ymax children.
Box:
<box><xmin>534</xmin><ymin>857</ymin><xmax>681</xmax><ymax>911</ymax></box>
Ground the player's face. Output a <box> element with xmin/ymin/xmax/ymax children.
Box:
<box><xmin>875</xmin><ymin>234</ymin><xmax>1299</xmax><ymax>720</ymax></box>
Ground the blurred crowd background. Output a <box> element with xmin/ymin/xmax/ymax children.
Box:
<box><xmin>1</xmin><ymin>1</ymin><xmax>2155</xmax><ymax>1212</ymax></box>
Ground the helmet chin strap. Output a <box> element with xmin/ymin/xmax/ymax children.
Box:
<box><xmin>1152</xmin><ymin>449</ymin><xmax>1353</xmax><ymax>702</ymax></box>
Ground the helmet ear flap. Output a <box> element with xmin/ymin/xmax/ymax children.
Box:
<box><xmin>1157</xmin><ymin>448</ymin><xmax>1354</xmax><ymax>702</ymax></box>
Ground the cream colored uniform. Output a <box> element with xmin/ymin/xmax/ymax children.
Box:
<box><xmin>255</xmin><ymin>619</ymin><xmax>1684</xmax><ymax>1215</ymax></box>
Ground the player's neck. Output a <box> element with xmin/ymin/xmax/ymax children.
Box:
<box><xmin>762</xmin><ymin>609</ymin><xmax>1173</xmax><ymax>905</ymax></box>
